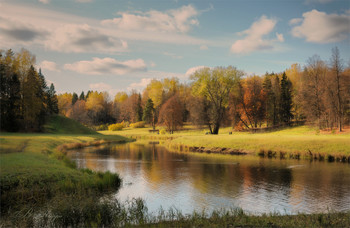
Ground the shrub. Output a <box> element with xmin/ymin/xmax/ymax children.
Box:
<box><xmin>95</xmin><ymin>124</ymin><xmax>108</xmax><ymax>131</ymax></box>
<box><xmin>121</xmin><ymin>121</ymin><xmax>130</xmax><ymax>128</ymax></box>
<box><xmin>130</xmin><ymin>121</ymin><xmax>145</xmax><ymax>128</ymax></box>
<box><xmin>108</xmin><ymin>123</ymin><xmax>123</xmax><ymax>131</ymax></box>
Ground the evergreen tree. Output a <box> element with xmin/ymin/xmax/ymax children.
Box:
<box><xmin>142</xmin><ymin>98</ymin><xmax>155</xmax><ymax>129</ymax></box>
<box><xmin>48</xmin><ymin>83</ymin><xmax>59</xmax><ymax>114</ymax></box>
<box><xmin>135</xmin><ymin>93</ymin><xmax>143</xmax><ymax>122</ymax></box>
<box><xmin>280</xmin><ymin>72</ymin><xmax>293</xmax><ymax>123</ymax></box>
<box><xmin>22</xmin><ymin>66</ymin><xmax>42</xmax><ymax>131</ymax></box>
<box><xmin>72</xmin><ymin>92</ymin><xmax>78</xmax><ymax>105</ymax></box>
<box><xmin>79</xmin><ymin>91</ymin><xmax>85</xmax><ymax>100</ymax></box>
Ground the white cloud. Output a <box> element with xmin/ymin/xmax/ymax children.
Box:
<box><xmin>200</xmin><ymin>45</ymin><xmax>208</xmax><ymax>50</ymax></box>
<box><xmin>231</xmin><ymin>15</ymin><xmax>284</xmax><ymax>54</ymax></box>
<box><xmin>185</xmin><ymin>65</ymin><xmax>209</xmax><ymax>77</ymax></box>
<box><xmin>0</xmin><ymin>3</ymin><xmax>209</xmax><ymax>51</ymax></box>
<box><xmin>276</xmin><ymin>33</ymin><xmax>284</xmax><ymax>42</ymax></box>
<box><xmin>101</xmin><ymin>5</ymin><xmax>199</xmax><ymax>33</ymax></box>
<box><xmin>45</xmin><ymin>24</ymin><xmax>128</xmax><ymax>53</ymax></box>
<box><xmin>40</xmin><ymin>60</ymin><xmax>60</xmax><ymax>72</ymax></box>
<box><xmin>64</xmin><ymin>57</ymin><xmax>147</xmax><ymax>75</ymax></box>
<box><xmin>127</xmin><ymin>78</ymin><xmax>153</xmax><ymax>92</ymax></box>
<box><xmin>38</xmin><ymin>0</ymin><xmax>50</xmax><ymax>4</ymax></box>
<box><xmin>290</xmin><ymin>9</ymin><xmax>350</xmax><ymax>43</ymax></box>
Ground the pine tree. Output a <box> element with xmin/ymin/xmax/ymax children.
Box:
<box><xmin>48</xmin><ymin>83</ymin><xmax>59</xmax><ymax>114</ymax></box>
<box><xmin>79</xmin><ymin>91</ymin><xmax>85</xmax><ymax>100</ymax></box>
<box><xmin>135</xmin><ymin>93</ymin><xmax>143</xmax><ymax>122</ymax></box>
<box><xmin>280</xmin><ymin>72</ymin><xmax>293</xmax><ymax>123</ymax></box>
<box><xmin>22</xmin><ymin>66</ymin><xmax>42</xmax><ymax>131</ymax></box>
<box><xmin>142</xmin><ymin>98</ymin><xmax>155</xmax><ymax>129</ymax></box>
<box><xmin>72</xmin><ymin>92</ymin><xmax>78</xmax><ymax>105</ymax></box>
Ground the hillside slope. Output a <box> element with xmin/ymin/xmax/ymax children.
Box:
<box><xmin>43</xmin><ymin>115</ymin><xmax>97</xmax><ymax>134</ymax></box>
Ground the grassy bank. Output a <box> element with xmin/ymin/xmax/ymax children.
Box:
<box><xmin>6</xmin><ymin>196</ymin><xmax>350</xmax><ymax>227</ymax></box>
<box><xmin>0</xmin><ymin>115</ymin><xmax>132</xmax><ymax>217</ymax></box>
<box><xmin>102</xmin><ymin>125</ymin><xmax>350</xmax><ymax>161</ymax></box>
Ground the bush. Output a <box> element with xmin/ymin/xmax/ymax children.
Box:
<box><xmin>159</xmin><ymin>129</ymin><xmax>166</xmax><ymax>135</ymax></box>
<box><xmin>95</xmin><ymin>124</ymin><xmax>108</xmax><ymax>131</ymax></box>
<box><xmin>108</xmin><ymin>123</ymin><xmax>123</xmax><ymax>131</ymax></box>
<box><xmin>121</xmin><ymin>121</ymin><xmax>130</xmax><ymax>128</ymax></box>
<box><xmin>130</xmin><ymin>121</ymin><xmax>145</xmax><ymax>128</ymax></box>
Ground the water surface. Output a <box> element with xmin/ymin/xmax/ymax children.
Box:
<box><xmin>68</xmin><ymin>142</ymin><xmax>350</xmax><ymax>215</ymax></box>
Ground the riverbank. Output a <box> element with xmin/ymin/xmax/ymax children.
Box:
<box><xmin>0</xmin><ymin>116</ymin><xmax>133</xmax><ymax>226</ymax></box>
<box><xmin>102</xmin><ymin>125</ymin><xmax>350</xmax><ymax>162</ymax></box>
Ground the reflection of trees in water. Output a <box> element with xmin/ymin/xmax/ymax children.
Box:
<box><xmin>72</xmin><ymin>144</ymin><xmax>350</xmax><ymax>213</ymax></box>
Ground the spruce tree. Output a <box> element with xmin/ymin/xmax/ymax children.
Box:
<box><xmin>136</xmin><ymin>93</ymin><xmax>143</xmax><ymax>122</ymax></box>
<box><xmin>280</xmin><ymin>72</ymin><xmax>293</xmax><ymax>123</ymax></box>
<box><xmin>72</xmin><ymin>92</ymin><xmax>78</xmax><ymax>105</ymax></box>
<box><xmin>79</xmin><ymin>91</ymin><xmax>85</xmax><ymax>100</ymax></box>
<box><xmin>143</xmin><ymin>98</ymin><xmax>155</xmax><ymax>128</ymax></box>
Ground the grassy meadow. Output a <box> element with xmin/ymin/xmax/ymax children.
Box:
<box><xmin>102</xmin><ymin>125</ymin><xmax>350</xmax><ymax>161</ymax></box>
<box><xmin>0</xmin><ymin>115</ymin><xmax>131</xmax><ymax>223</ymax></box>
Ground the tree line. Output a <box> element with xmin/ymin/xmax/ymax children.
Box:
<box><xmin>2</xmin><ymin>48</ymin><xmax>348</xmax><ymax>134</ymax></box>
<box><xmin>0</xmin><ymin>49</ymin><xmax>58</xmax><ymax>132</ymax></box>
<box><xmin>56</xmin><ymin>47</ymin><xmax>349</xmax><ymax>134</ymax></box>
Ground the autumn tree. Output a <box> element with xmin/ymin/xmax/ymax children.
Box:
<box><xmin>326</xmin><ymin>47</ymin><xmax>347</xmax><ymax>131</ymax></box>
<box><xmin>58</xmin><ymin>93</ymin><xmax>73</xmax><ymax>116</ymax></box>
<box><xmin>285</xmin><ymin>64</ymin><xmax>303</xmax><ymax>120</ymax></box>
<box><xmin>191</xmin><ymin>66</ymin><xmax>243</xmax><ymax>134</ymax></box>
<box><xmin>159</xmin><ymin>95</ymin><xmax>184</xmax><ymax>133</ymax></box>
<box><xmin>301</xmin><ymin>55</ymin><xmax>327</xmax><ymax>128</ymax></box>
<box><xmin>234</xmin><ymin>76</ymin><xmax>266</xmax><ymax>129</ymax></box>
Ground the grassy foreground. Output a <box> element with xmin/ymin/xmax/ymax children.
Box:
<box><xmin>0</xmin><ymin>115</ymin><xmax>131</xmax><ymax>219</ymax></box>
<box><xmin>103</xmin><ymin>125</ymin><xmax>350</xmax><ymax>161</ymax></box>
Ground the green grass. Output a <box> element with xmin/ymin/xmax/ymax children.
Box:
<box><xmin>43</xmin><ymin>114</ymin><xmax>96</xmax><ymax>134</ymax></box>
<box><xmin>4</xmin><ymin>196</ymin><xmax>349</xmax><ymax>227</ymax></box>
<box><xmin>101</xmin><ymin>125</ymin><xmax>350</xmax><ymax>160</ymax></box>
<box><xmin>0</xmin><ymin>115</ymin><xmax>131</xmax><ymax>214</ymax></box>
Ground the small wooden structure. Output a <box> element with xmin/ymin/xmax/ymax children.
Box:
<box><xmin>148</xmin><ymin>129</ymin><xmax>159</xmax><ymax>134</ymax></box>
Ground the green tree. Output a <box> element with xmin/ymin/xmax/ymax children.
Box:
<box><xmin>280</xmin><ymin>72</ymin><xmax>293</xmax><ymax>123</ymax></box>
<box><xmin>143</xmin><ymin>98</ymin><xmax>155</xmax><ymax>129</ymax></box>
<box><xmin>79</xmin><ymin>91</ymin><xmax>85</xmax><ymax>100</ymax></box>
<box><xmin>22</xmin><ymin>66</ymin><xmax>42</xmax><ymax>131</ymax></box>
<box><xmin>136</xmin><ymin>93</ymin><xmax>143</xmax><ymax>122</ymax></box>
<box><xmin>72</xmin><ymin>92</ymin><xmax>78</xmax><ymax>105</ymax></box>
<box><xmin>48</xmin><ymin>83</ymin><xmax>59</xmax><ymax>114</ymax></box>
<box><xmin>191</xmin><ymin>66</ymin><xmax>243</xmax><ymax>134</ymax></box>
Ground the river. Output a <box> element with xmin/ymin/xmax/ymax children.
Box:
<box><xmin>67</xmin><ymin>141</ymin><xmax>350</xmax><ymax>215</ymax></box>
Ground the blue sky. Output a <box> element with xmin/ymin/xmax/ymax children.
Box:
<box><xmin>1</xmin><ymin>0</ymin><xmax>349</xmax><ymax>96</ymax></box>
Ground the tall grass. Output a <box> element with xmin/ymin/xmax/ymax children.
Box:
<box><xmin>2</xmin><ymin>197</ymin><xmax>349</xmax><ymax>227</ymax></box>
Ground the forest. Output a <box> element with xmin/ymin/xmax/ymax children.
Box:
<box><xmin>0</xmin><ymin>49</ymin><xmax>59</xmax><ymax>132</ymax></box>
<box><xmin>1</xmin><ymin>48</ymin><xmax>349</xmax><ymax>134</ymax></box>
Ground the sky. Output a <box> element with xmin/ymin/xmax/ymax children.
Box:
<box><xmin>1</xmin><ymin>0</ymin><xmax>349</xmax><ymax>96</ymax></box>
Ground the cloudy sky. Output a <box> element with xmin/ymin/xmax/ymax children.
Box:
<box><xmin>1</xmin><ymin>0</ymin><xmax>349</xmax><ymax>96</ymax></box>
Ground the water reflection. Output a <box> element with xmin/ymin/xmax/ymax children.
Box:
<box><xmin>68</xmin><ymin>142</ymin><xmax>350</xmax><ymax>215</ymax></box>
